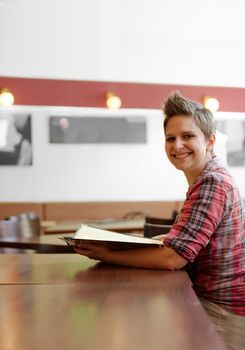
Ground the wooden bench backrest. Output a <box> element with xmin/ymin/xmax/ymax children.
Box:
<box><xmin>43</xmin><ymin>201</ymin><xmax>183</xmax><ymax>221</ymax></box>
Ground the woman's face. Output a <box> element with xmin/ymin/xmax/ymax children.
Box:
<box><xmin>164</xmin><ymin>114</ymin><xmax>215</xmax><ymax>184</ymax></box>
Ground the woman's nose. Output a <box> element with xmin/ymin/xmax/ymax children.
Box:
<box><xmin>173</xmin><ymin>138</ymin><xmax>183</xmax><ymax>149</ymax></box>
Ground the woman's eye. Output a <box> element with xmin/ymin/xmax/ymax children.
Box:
<box><xmin>183</xmin><ymin>134</ymin><xmax>194</xmax><ymax>139</ymax></box>
<box><xmin>166</xmin><ymin>137</ymin><xmax>175</xmax><ymax>142</ymax></box>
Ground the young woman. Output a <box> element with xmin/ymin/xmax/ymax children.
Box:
<box><xmin>74</xmin><ymin>91</ymin><xmax>245</xmax><ymax>350</ymax></box>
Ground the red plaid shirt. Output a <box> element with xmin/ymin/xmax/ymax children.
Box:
<box><xmin>164</xmin><ymin>156</ymin><xmax>245</xmax><ymax>315</ymax></box>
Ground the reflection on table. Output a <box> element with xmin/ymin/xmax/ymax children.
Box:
<box><xmin>0</xmin><ymin>254</ymin><xmax>226</xmax><ymax>350</ymax></box>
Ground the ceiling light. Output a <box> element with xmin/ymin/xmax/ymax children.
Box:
<box><xmin>0</xmin><ymin>88</ymin><xmax>15</xmax><ymax>107</ymax></box>
<box><xmin>105</xmin><ymin>92</ymin><xmax>122</xmax><ymax>110</ymax></box>
<box><xmin>202</xmin><ymin>96</ymin><xmax>220</xmax><ymax>112</ymax></box>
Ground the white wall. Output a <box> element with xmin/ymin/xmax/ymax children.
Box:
<box><xmin>0</xmin><ymin>0</ymin><xmax>244</xmax><ymax>202</ymax></box>
<box><xmin>0</xmin><ymin>106</ymin><xmax>232</xmax><ymax>202</ymax></box>
<box><xmin>0</xmin><ymin>0</ymin><xmax>245</xmax><ymax>87</ymax></box>
<box><xmin>0</xmin><ymin>106</ymin><xmax>187</xmax><ymax>201</ymax></box>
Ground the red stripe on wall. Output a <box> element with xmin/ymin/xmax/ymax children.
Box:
<box><xmin>1</xmin><ymin>76</ymin><xmax>245</xmax><ymax>112</ymax></box>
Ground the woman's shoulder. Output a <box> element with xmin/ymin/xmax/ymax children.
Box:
<box><xmin>192</xmin><ymin>160</ymin><xmax>239</xmax><ymax>201</ymax></box>
<box><xmin>201</xmin><ymin>157</ymin><xmax>233</xmax><ymax>184</ymax></box>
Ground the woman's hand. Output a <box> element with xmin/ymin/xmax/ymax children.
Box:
<box><xmin>74</xmin><ymin>242</ymin><xmax>112</xmax><ymax>262</ymax></box>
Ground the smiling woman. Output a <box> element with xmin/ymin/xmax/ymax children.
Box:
<box><xmin>74</xmin><ymin>91</ymin><xmax>245</xmax><ymax>350</ymax></box>
<box><xmin>162</xmin><ymin>91</ymin><xmax>245</xmax><ymax>350</ymax></box>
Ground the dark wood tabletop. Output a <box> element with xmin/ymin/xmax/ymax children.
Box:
<box><xmin>0</xmin><ymin>233</ymin><xmax>74</xmax><ymax>253</ymax></box>
<box><xmin>0</xmin><ymin>254</ymin><xmax>226</xmax><ymax>350</ymax></box>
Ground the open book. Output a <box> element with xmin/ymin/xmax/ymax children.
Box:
<box><xmin>60</xmin><ymin>224</ymin><xmax>164</xmax><ymax>250</ymax></box>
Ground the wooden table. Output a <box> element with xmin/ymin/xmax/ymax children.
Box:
<box><xmin>0</xmin><ymin>234</ymin><xmax>73</xmax><ymax>253</ymax></box>
<box><xmin>0</xmin><ymin>218</ymin><xmax>145</xmax><ymax>253</ymax></box>
<box><xmin>0</xmin><ymin>254</ymin><xmax>226</xmax><ymax>350</ymax></box>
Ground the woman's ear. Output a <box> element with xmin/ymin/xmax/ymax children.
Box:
<box><xmin>210</xmin><ymin>134</ymin><xmax>216</xmax><ymax>146</ymax></box>
<box><xmin>207</xmin><ymin>134</ymin><xmax>216</xmax><ymax>151</ymax></box>
<box><xmin>207</xmin><ymin>135</ymin><xmax>216</xmax><ymax>151</ymax></box>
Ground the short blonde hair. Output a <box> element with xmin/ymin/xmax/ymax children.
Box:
<box><xmin>162</xmin><ymin>91</ymin><xmax>216</xmax><ymax>140</ymax></box>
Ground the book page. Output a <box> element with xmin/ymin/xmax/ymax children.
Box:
<box><xmin>73</xmin><ymin>224</ymin><xmax>163</xmax><ymax>246</ymax></box>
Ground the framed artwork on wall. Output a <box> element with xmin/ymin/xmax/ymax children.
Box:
<box><xmin>216</xmin><ymin>119</ymin><xmax>245</xmax><ymax>167</ymax></box>
<box><xmin>0</xmin><ymin>112</ymin><xmax>32</xmax><ymax>166</ymax></box>
<box><xmin>49</xmin><ymin>116</ymin><xmax>147</xmax><ymax>144</ymax></box>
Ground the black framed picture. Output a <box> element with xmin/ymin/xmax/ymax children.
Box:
<box><xmin>216</xmin><ymin>119</ymin><xmax>245</xmax><ymax>167</ymax></box>
<box><xmin>49</xmin><ymin>116</ymin><xmax>147</xmax><ymax>144</ymax></box>
<box><xmin>0</xmin><ymin>113</ymin><xmax>32</xmax><ymax>166</ymax></box>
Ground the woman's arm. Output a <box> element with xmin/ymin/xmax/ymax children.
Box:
<box><xmin>74</xmin><ymin>243</ymin><xmax>188</xmax><ymax>270</ymax></box>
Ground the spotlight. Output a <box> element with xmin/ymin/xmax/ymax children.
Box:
<box><xmin>105</xmin><ymin>92</ymin><xmax>122</xmax><ymax>110</ymax></box>
<box><xmin>202</xmin><ymin>96</ymin><xmax>219</xmax><ymax>112</ymax></box>
<box><xmin>0</xmin><ymin>88</ymin><xmax>15</xmax><ymax>107</ymax></box>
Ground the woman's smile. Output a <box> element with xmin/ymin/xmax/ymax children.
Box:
<box><xmin>172</xmin><ymin>151</ymin><xmax>192</xmax><ymax>159</ymax></box>
<box><xmin>165</xmin><ymin>114</ymin><xmax>214</xmax><ymax>185</ymax></box>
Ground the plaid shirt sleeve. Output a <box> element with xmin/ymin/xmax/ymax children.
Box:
<box><xmin>164</xmin><ymin>174</ymin><xmax>227</xmax><ymax>262</ymax></box>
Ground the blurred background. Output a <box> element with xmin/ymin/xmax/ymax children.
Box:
<box><xmin>0</xmin><ymin>0</ymin><xmax>245</xmax><ymax>203</ymax></box>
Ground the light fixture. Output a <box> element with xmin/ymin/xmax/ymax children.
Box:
<box><xmin>0</xmin><ymin>88</ymin><xmax>15</xmax><ymax>107</ymax></box>
<box><xmin>202</xmin><ymin>96</ymin><xmax>220</xmax><ymax>112</ymax></box>
<box><xmin>105</xmin><ymin>92</ymin><xmax>122</xmax><ymax>110</ymax></box>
